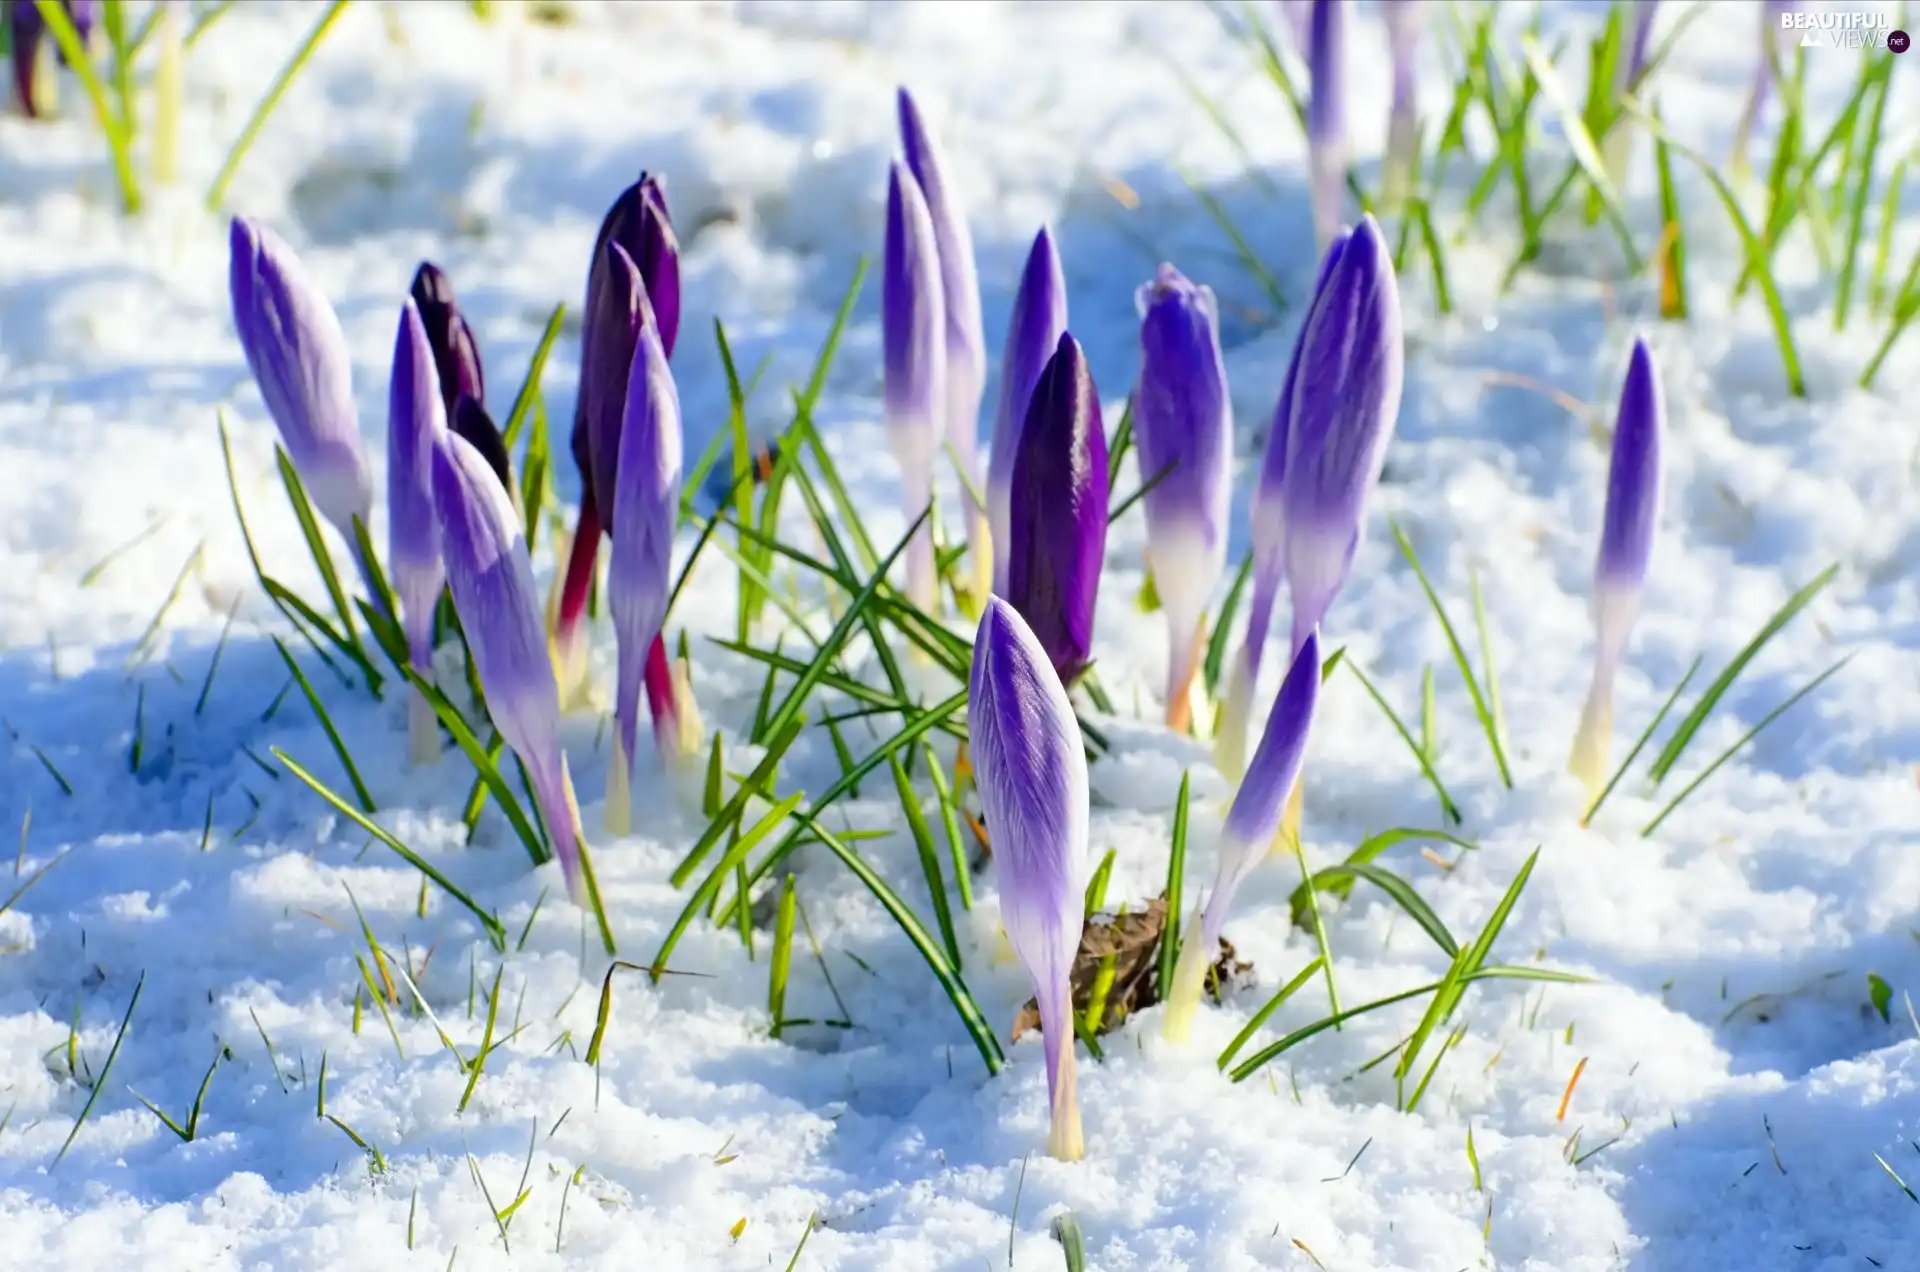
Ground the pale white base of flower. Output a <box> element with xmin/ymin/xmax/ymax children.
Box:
<box><xmin>1047</xmin><ymin>1043</ymin><xmax>1085</xmax><ymax>1162</ymax></box>
<box><xmin>1211</xmin><ymin>657</ymin><xmax>1255</xmax><ymax>786</ymax></box>
<box><xmin>1569</xmin><ymin>675</ymin><xmax>1615</xmax><ymax>804</ymax></box>
<box><xmin>1158</xmin><ymin>906</ymin><xmax>1212</xmax><ymax>1045</ymax></box>
<box><xmin>605</xmin><ymin>732</ymin><xmax>633</xmax><ymax>836</ymax></box>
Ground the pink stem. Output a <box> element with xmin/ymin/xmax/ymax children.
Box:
<box><xmin>556</xmin><ymin>496</ymin><xmax>602</xmax><ymax>644</ymax></box>
<box><xmin>643</xmin><ymin>631</ymin><xmax>678</xmax><ymax>756</ymax></box>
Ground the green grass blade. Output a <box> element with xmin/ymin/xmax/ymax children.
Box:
<box><xmin>1834</xmin><ymin>59</ymin><xmax>1892</xmax><ymax>331</ymax></box>
<box><xmin>206</xmin><ymin>0</ymin><xmax>351</xmax><ymax>210</ymax></box>
<box><xmin>1647</xmin><ymin>564</ymin><xmax>1838</xmax><ymax>782</ymax></box>
<box><xmin>271</xmin><ymin>638</ymin><xmax>374</xmax><ymax>812</ymax></box>
<box><xmin>52</xmin><ymin>972</ymin><xmax>143</xmax><ymax>1168</ymax></box>
<box><xmin>1580</xmin><ymin>654</ymin><xmax>1702</xmax><ymax>825</ymax></box>
<box><xmin>1216</xmin><ymin>956</ymin><xmax>1324</xmax><ymax>1070</ymax></box>
<box><xmin>1300</xmin><ymin>861</ymin><xmax>1458</xmax><ymax>957</ymax></box>
<box><xmin>400</xmin><ymin>668</ymin><xmax>549</xmax><ymax>866</ymax></box>
<box><xmin>34</xmin><ymin>0</ymin><xmax>140</xmax><ymax>213</ymax></box>
<box><xmin>276</xmin><ymin>749</ymin><xmax>506</xmax><ymax>945</ymax></box>
<box><xmin>1517</xmin><ymin>34</ymin><xmax>1642</xmax><ymax>273</ymax></box>
<box><xmin>1228</xmin><ymin>979</ymin><xmax>1444</xmax><ymax>1082</ymax></box>
<box><xmin>1344</xmin><ymin>661</ymin><xmax>1463</xmax><ymax>824</ymax></box>
<box><xmin>1390</xmin><ymin>521</ymin><xmax>1512</xmax><ymax>787</ymax></box>
<box><xmin>669</xmin><ymin>718</ymin><xmax>806</xmax><ymax>888</ymax></box>
<box><xmin>1158</xmin><ymin>771</ymin><xmax>1192</xmax><ymax>990</ymax></box>
<box><xmin>1651</xmin><ymin>102</ymin><xmax>1690</xmax><ymax>321</ymax></box>
<box><xmin>924</xmin><ymin>742</ymin><xmax>974</xmax><ymax>911</ymax></box>
<box><xmin>1642</xmin><ymin>655</ymin><xmax>1851</xmax><ymax>837</ymax></box>
<box><xmin>275</xmin><ymin>447</ymin><xmax>380</xmax><ymax>694</ymax></box>
<box><xmin>1287</xmin><ymin>827</ymin><xmax>1342</xmax><ymax>1026</ymax></box>
<box><xmin>1203</xmin><ymin>556</ymin><xmax>1255</xmax><ymax>700</ymax></box>
<box><xmin>499</xmin><ymin>303</ymin><xmax>565</xmax><ymax>452</ymax></box>
<box><xmin>891</xmin><ymin>754</ymin><xmax>962</xmax><ymax>969</ymax></box>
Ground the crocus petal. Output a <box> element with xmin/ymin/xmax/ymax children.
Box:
<box><xmin>228</xmin><ymin>216</ymin><xmax>373</xmax><ymax>545</ymax></box>
<box><xmin>1165</xmin><ymin>631</ymin><xmax>1320</xmax><ymax>1042</ymax></box>
<box><xmin>1571</xmin><ymin>338</ymin><xmax>1664</xmax><ymax>793</ymax></box>
<box><xmin>451</xmin><ymin>394</ymin><xmax>513</xmax><ymax>496</ymax></box>
<box><xmin>609</xmin><ymin>309</ymin><xmax>683</xmax><ymax>807</ymax></box>
<box><xmin>1306</xmin><ymin>0</ymin><xmax>1348</xmax><ymax>253</ymax></box>
<box><xmin>1281</xmin><ymin>213</ymin><xmax>1403</xmax><ymax>655</ymax></box>
<box><xmin>409</xmin><ymin>261</ymin><xmax>486</xmax><ymax>425</ymax></box>
<box><xmin>899</xmin><ymin>88</ymin><xmax>987</xmax><ymax>520</ymax></box>
<box><xmin>1133</xmin><ymin>263</ymin><xmax>1232</xmax><ymax>728</ymax></box>
<box><xmin>1626</xmin><ymin>0</ymin><xmax>1658</xmax><ymax>86</ymax></box>
<box><xmin>969</xmin><ymin>597</ymin><xmax>1089</xmax><ymax>1160</ymax></box>
<box><xmin>10</xmin><ymin>2</ymin><xmax>43</xmax><ymax>118</ymax></box>
<box><xmin>1006</xmin><ymin>332</ymin><xmax>1108</xmax><ymax>686</ymax></box>
<box><xmin>387</xmin><ymin>299</ymin><xmax>446</xmax><ymax>661</ymax></box>
<box><xmin>431</xmin><ymin>431</ymin><xmax>583</xmax><ymax>899</ymax></box>
<box><xmin>555</xmin><ymin>173</ymin><xmax>680</xmax><ymax>671</ymax></box>
<box><xmin>1218</xmin><ymin>231</ymin><xmax>1352</xmax><ymax>782</ymax></box>
<box><xmin>883</xmin><ymin>159</ymin><xmax>947</xmax><ymax>610</ymax></box>
<box><xmin>988</xmin><ymin>226</ymin><xmax>1069</xmax><ymax>598</ymax></box>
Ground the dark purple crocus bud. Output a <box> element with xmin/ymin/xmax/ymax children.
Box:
<box><xmin>1569</xmin><ymin>337</ymin><xmax>1664</xmax><ymax>794</ymax></box>
<box><xmin>1006</xmin><ymin>333</ymin><xmax>1108</xmax><ymax>688</ymax></box>
<box><xmin>988</xmin><ymin>226</ymin><xmax>1069</xmax><ymax>598</ymax></box>
<box><xmin>408</xmin><ymin>262</ymin><xmax>485</xmax><ymax>426</ymax></box>
<box><xmin>10</xmin><ymin>1</ymin><xmax>45</xmax><ymax>118</ymax></box>
<box><xmin>883</xmin><ymin>158</ymin><xmax>947</xmax><ymax>611</ymax></box>
<box><xmin>553</xmin><ymin>172</ymin><xmax>681</xmax><ymax>699</ymax></box>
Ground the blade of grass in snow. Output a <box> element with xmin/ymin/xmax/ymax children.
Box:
<box><xmin>1627</xmin><ymin>106</ymin><xmax>1806</xmax><ymax>397</ymax></box>
<box><xmin>892</xmin><ymin>754</ymin><xmax>962</xmax><ymax>968</ymax></box>
<box><xmin>131</xmin><ymin>1046</ymin><xmax>223</xmax><ymax>1143</ymax></box>
<box><xmin>1642</xmin><ymin>655</ymin><xmax>1852</xmax><ymax>837</ymax></box>
<box><xmin>1648</xmin><ymin>565</ymin><xmax>1838</xmax><ymax>783</ymax></box>
<box><xmin>1581</xmin><ymin>654</ymin><xmax>1703</xmax><ymax>826</ymax></box>
<box><xmin>924</xmin><ymin>742</ymin><xmax>974</xmax><ymax>910</ymax></box>
<box><xmin>1158</xmin><ymin>772</ymin><xmax>1191</xmax><ymax>992</ymax></box>
<box><xmin>400</xmin><ymin>666</ymin><xmax>550</xmax><ymax>867</ymax></box>
<box><xmin>1288</xmin><ymin>827</ymin><xmax>1477</xmax><ymax>926</ymax></box>
<box><xmin>1517</xmin><ymin>34</ymin><xmax>1642</xmax><ymax>273</ymax></box>
<box><xmin>1390</xmin><ymin>521</ymin><xmax>1512</xmax><ymax>788</ymax></box>
<box><xmin>1216</xmin><ymin>956</ymin><xmax>1323</xmax><ymax>1070</ymax></box>
<box><xmin>1203</xmin><ymin>556</ymin><xmax>1255</xmax><ymax>702</ymax></box>
<box><xmin>1834</xmin><ymin>55</ymin><xmax>1893</xmax><ymax>331</ymax></box>
<box><xmin>271</xmin><ymin>638</ymin><xmax>374</xmax><ymax>812</ymax></box>
<box><xmin>276</xmin><ymin>748</ymin><xmax>506</xmax><ymax>946</ymax></box>
<box><xmin>768</xmin><ymin>875</ymin><xmax>797</xmax><ymax>1037</ymax></box>
<box><xmin>668</xmin><ymin>719</ymin><xmax>805</xmax><ymax>889</ymax></box>
<box><xmin>1344</xmin><ymin>660</ymin><xmax>1463</xmax><ymax>824</ymax></box>
<box><xmin>206</xmin><ymin>0</ymin><xmax>352</xmax><ymax>210</ymax></box>
<box><xmin>274</xmin><ymin>445</ymin><xmax>378</xmax><ymax>689</ymax></box>
<box><xmin>1296</xmin><ymin>860</ymin><xmax>1459</xmax><ymax>958</ymax></box>
<box><xmin>51</xmin><ymin>972</ymin><xmax>144</xmax><ymax>1168</ymax></box>
<box><xmin>34</xmin><ymin>0</ymin><xmax>140</xmax><ymax>212</ymax></box>
<box><xmin>1652</xmin><ymin>102</ymin><xmax>1690</xmax><ymax>320</ymax></box>
<box><xmin>500</xmin><ymin>303</ymin><xmax>565</xmax><ymax>453</ymax></box>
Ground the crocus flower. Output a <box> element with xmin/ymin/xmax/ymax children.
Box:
<box><xmin>552</xmin><ymin>172</ymin><xmax>680</xmax><ymax>701</ymax></box>
<box><xmin>969</xmin><ymin>597</ymin><xmax>1089</xmax><ymax>1161</ymax></box>
<box><xmin>1133</xmin><ymin>264</ymin><xmax>1232</xmax><ymax>733</ymax></box>
<box><xmin>388</xmin><ymin>299</ymin><xmax>448</xmax><ymax>765</ymax></box>
<box><xmin>409</xmin><ymin>262</ymin><xmax>486</xmax><ymax>426</ymax></box>
<box><xmin>988</xmin><ymin>226</ymin><xmax>1069</xmax><ymax>599</ymax></box>
<box><xmin>1306</xmin><ymin>0</ymin><xmax>1348</xmax><ymax>254</ymax></box>
<box><xmin>1006</xmin><ymin>333</ymin><xmax>1107</xmax><ymax>687</ymax></box>
<box><xmin>228</xmin><ymin>216</ymin><xmax>376</xmax><ymax>590</ymax></box>
<box><xmin>1603</xmin><ymin>1</ymin><xmax>1660</xmax><ymax>193</ymax></box>
<box><xmin>1380</xmin><ymin>1</ymin><xmax>1423</xmax><ymax>214</ymax></box>
<box><xmin>1569</xmin><ymin>338</ymin><xmax>1663</xmax><ymax>797</ymax></box>
<box><xmin>1281</xmin><ymin>214</ymin><xmax>1402</xmax><ymax>657</ymax></box>
<box><xmin>1215</xmin><ymin>228</ymin><xmax>1350</xmax><ymax>784</ymax></box>
<box><xmin>899</xmin><ymin>87</ymin><xmax>990</xmax><ymax>599</ymax></box>
<box><xmin>451</xmin><ymin>394</ymin><xmax>513</xmax><ymax>498</ymax></box>
<box><xmin>1279</xmin><ymin>0</ymin><xmax>1311</xmax><ymax>48</ymax></box>
<box><xmin>432</xmin><ymin>430</ymin><xmax>589</xmax><ymax>902</ymax></box>
<box><xmin>1163</xmin><ymin>630</ymin><xmax>1321</xmax><ymax>1043</ymax></box>
<box><xmin>605</xmin><ymin>299</ymin><xmax>683</xmax><ymax>835</ymax></box>
<box><xmin>883</xmin><ymin>159</ymin><xmax>948</xmax><ymax>611</ymax></box>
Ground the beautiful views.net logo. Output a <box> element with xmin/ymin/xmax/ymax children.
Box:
<box><xmin>1778</xmin><ymin>9</ymin><xmax>1909</xmax><ymax>52</ymax></box>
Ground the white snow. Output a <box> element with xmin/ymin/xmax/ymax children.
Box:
<box><xmin>3</xmin><ymin>1</ymin><xmax>1919</xmax><ymax>1269</ymax></box>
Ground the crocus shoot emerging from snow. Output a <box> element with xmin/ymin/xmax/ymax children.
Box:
<box><xmin>969</xmin><ymin>597</ymin><xmax>1090</xmax><ymax>1160</ymax></box>
<box><xmin>1005</xmin><ymin>332</ymin><xmax>1108</xmax><ymax>687</ymax></box>
<box><xmin>883</xmin><ymin>159</ymin><xmax>948</xmax><ymax>611</ymax></box>
<box><xmin>1570</xmin><ymin>337</ymin><xmax>1663</xmax><ymax>798</ymax></box>
<box><xmin>898</xmin><ymin>87</ymin><xmax>990</xmax><ymax>601</ymax></box>
<box><xmin>988</xmin><ymin>226</ymin><xmax>1069</xmax><ymax>598</ymax></box>
<box><xmin>605</xmin><ymin>283</ymin><xmax>683</xmax><ymax>835</ymax></box>
<box><xmin>387</xmin><ymin>298</ymin><xmax>449</xmax><ymax>764</ymax></box>
<box><xmin>1216</xmin><ymin>227</ymin><xmax>1350</xmax><ymax>784</ymax></box>
<box><xmin>1163</xmin><ymin>630</ymin><xmax>1321</xmax><ymax>1043</ymax></box>
<box><xmin>432</xmin><ymin>430</ymin><xmax>593</xmax><ymax>906</ymax></box>
<box><xmin>228</xmin><ymin>215</ymin><xmax>377</xmax><ymax>596</ymax></box>
<box><xmin>1133</xmin><ymin>263</ymin><xmax>1232</xmax><ymax>734</ymax></box>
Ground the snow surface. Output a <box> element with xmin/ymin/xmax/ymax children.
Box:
<box><xmin>3</xmin><ymin>1</ymin><xmax>1919</xmax><ymax>1268</ymax></box>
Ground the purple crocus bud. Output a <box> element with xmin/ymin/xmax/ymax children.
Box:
<box><xmin>1734</xmin><ymin>2</ymin><xmax>1798</xmax><ymax>174</ymax></box>
<box><xmin>408</xmin><ymin>261</ymin><xmax>485</xmax><ymax>426</ymax></box>
<box><xmin>1278</xmin><ymin>0</ymin><xmax>1311</xmax><ymax>48</ymax></box>
<box><xmin>1604</xmin><ymin>1</ymin><xmax>1660</xmax><ymax>190</ymax></box>
<box><xmin>1164</xmin><ymin>630</ymin><xmax>1320</xmax><ymax>1043</ymax></box>
<box><xmin>228</xmin><ymin>217</ymin><xmax>375</xmax><ymax>575</ymax></box>
<box><xmin>1133</xmin><ymin>263</ymin><xmax>1232</xmax><ymax>733</ymax></box>
<box><xmin>10</xmin><ymin>1</ymin><xmax>44</xmax><ymax>118</ymax></box>
<box><xmin>969</xmin><ymin>597</ymin><xmax>1089</xmax><ymax>1161</ymax></box>
<box><xmin>1006</xmin><ymin>333</ymin><xmax>1108</xmax><ymax>687</ymax></box>
<box><xmin>1381</xmin><ymin>1</ymin><xmax>1422</xmax><ymax>212</ymax></box>
<box><xmin>451</xmin><ymin>394</ymin><xmax>513</xmax><ymax>497</ymax></box>
<box><xmin>1306</xmin><ymin>0</ymin><xmax>1348</xmax><ymax>254</ymax></box>
<box><xmin>1626</xmin><ymin>0</ymin><xmax>1658</xmax><ymax>86</ymax></box>
<box><xmin>388</xmin><ymin>299</ymin><xmax>448</xmax><ymax>765</ymax></box>
<box><xmin>1281</xmin><ymin>214</ymin><xmax>1402</xmax><ymax>657</ymax></box>
<box><xmin>898</xmin><ymin>87</ymin><xmax>990</xmax><ymax>598</ymax></box>
<box><xmin>431</xmin><ymin>431</ymin><xmax>588</xmax><ymax>902</ymax></box>
<box><xmin>552</xmin><ymin>172</ymin><xmax>680</xmax><ymax>699</ymax></box>
<box><xmin>1216</xmin><ymin>229</ymin><xmax>1350</xmax><ymax>783</ymax></box>
<box><xmin>987</xmin><ymin>226</ymin><xmax>1069</xmax><ymax>599</ymax></box>
<box><xmin>605</xmin><ymin>307</ymin><xmax>683</xmax><ymax>835</ymax></box>
<box><xmin>883</xmin><ymin>159</ymin><xmax>947</xmax><ymax>611</ymax></box>
<box><xmin>1569</xmin><ymin>338</ymin><xmax>1664</xmax><ymax>795</ymax></box>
